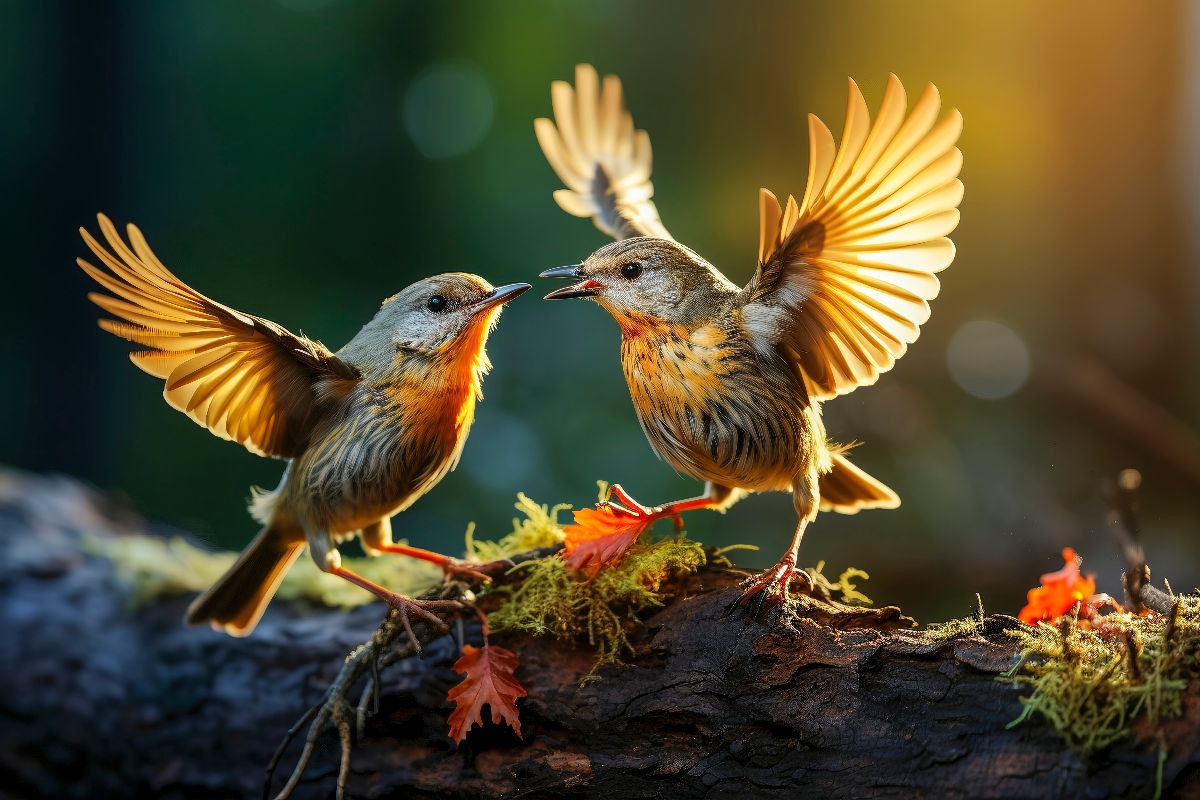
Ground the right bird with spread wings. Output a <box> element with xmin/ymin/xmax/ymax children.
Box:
<box><xmin>536</xmin><ymin>65</ymin><xmax>963</xmax><ymax>609</ymax></box>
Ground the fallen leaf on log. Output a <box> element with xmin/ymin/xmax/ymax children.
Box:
<box><xmin>447</xmin><ymin>643</ymin><xmax>527</xmax><ymax>742</ymax></box>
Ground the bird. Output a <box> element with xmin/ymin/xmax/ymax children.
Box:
<box><xmin>535</xmin><ymin>65</ymin><xmax>962</xmax><ymax>608</ymax></box>
<box><xmin>76</xmin><ymin>214</ymin><xmax>530</xmax><ymax>636</ymax></box>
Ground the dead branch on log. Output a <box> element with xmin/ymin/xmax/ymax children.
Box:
<box><xmin>1103</xmin><ymin>468</ymin><xmax>1177</xmax><ymax>615</ymax></box>
<box><xmin>264</xmin><ymin>546</ymin><xmax>561</xmax><ymax>800</ymax></box>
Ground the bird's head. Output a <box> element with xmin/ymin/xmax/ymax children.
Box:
<box><xmin>541</xmin><ymin>238</ymin><xmax>730</xmax><ymax>331</ymax></box>
<box><xmin>341</xmin><ymin>273</ymin><xmax>529</xmax><ymax>379</ymax></box>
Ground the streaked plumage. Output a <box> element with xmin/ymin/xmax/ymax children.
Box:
<box><xmin>78</xmin><ymin>215</ymin><xmax>529</xmax><ymax>635</ymax></box>
<box><xmin>537</xmin><ymin>66</ymin><xmax>962</xmax><ymax>605</ymax></box>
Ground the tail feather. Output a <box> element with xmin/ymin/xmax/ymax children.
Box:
<box><xmin>819</xmin><ymin>453</ymin><xmax>900</xmax><ymax>514</ymax></box>
<box><xmin>185</xmin><ymin>524</ymin><xmax>305</xmax><ymax>637</ymax></box>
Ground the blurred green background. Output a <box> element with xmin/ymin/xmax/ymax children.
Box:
<box><xmin>3</xmin><ymin>0</ymin><xmax>1199</xmax><ymax>621</ymax></box>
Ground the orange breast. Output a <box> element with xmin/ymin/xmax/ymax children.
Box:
<box><xmin>622</xmin><ymin>323</ymin><xmax>732</xmax><ymax>412</ymax></box>
<box><xmin>619</xmin><ymin>320</ymin><xmax>810</xmax><ymax>491</ymax></box>
<box><xmin>291</xmin><ymin>332</ymin><xmax>489</xmax><ymax>532</ymax></box>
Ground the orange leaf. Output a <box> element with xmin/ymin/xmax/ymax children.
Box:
<box><xmin>1018</xmin><ymin>547</ymin><xmax>1097</xmax><ymax>626</ymax></box>
<box><xmin>562</xmin><ymin>504</ymin><xmax>652</xmax><ymax>571</ymax></box>
<box><xmin>446</xmin><ymin>643</ymin><xmax>526</xmax><ymax>742</ymax></box>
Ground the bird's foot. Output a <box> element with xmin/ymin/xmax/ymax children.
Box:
<box><xmin>735</xmin><ymin>556</ymin><xmax>812</xmax><ymax>619</ymax></box>
<box><xmin>561</xmin><ymin>484</ymin><xmax>665</xmax><ymax>571</ymax></box>
<box><xmin>562</xmin><ymin>484</ymin><xmax>715</xmax><ymax>572</ymax></box>
<box><xmin>384</xmin><ymin>595</ymin><xmax>462</xmax><ymax>653</ymax></box>
<box><xmin>604</xmin><ymin>484</ymin><xmax>687</xmax><ymax>531</ymax></box>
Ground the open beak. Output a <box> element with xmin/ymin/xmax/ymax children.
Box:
<box><xmin>472</xmin><ymin>282</ymin><xmax>531</xmax><ymax>313</ymax></box>
<box><xmin>540</xmin><ymin>264</ymin><xmax>603</xmax><ymax>300</ymax></box>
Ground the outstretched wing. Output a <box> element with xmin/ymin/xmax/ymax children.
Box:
<box><xmin>742</xmin><ymin>75</ymin><xmax>963</xmax><ymax>400</ymax></box>
<box><xmin>535</xmin><ymin>63</ymin><xmax>671</xmax><ymax>241</ymax></box>
<box><xmin>78</xmin><ymin>214</ymin><xmax>359</xmax><ymax>458</ymax></box>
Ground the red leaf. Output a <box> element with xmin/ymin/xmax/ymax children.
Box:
<box><xmin>446</xmin><ymin>643</ymin><xmax>526</xmax><ymax>742</ymax></box>
<box><xmin>1018</xmin><ymin>547</ymin><xmax>1098</xmax><ymax>625</ymax></box>
<box><xmin>562</xmin><ymin>504</ymin><xmax>653</xmax><ymax>571</ymax></box>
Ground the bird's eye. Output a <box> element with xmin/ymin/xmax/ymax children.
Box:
<box><xmin>621</xmin><ymin>262</ymin><xmax>642</xmax><ymax>280</ymax></box>
<box><xmin>427</xmin><ymin>295</ymin><xmax>448</xmax><ymax>312</ymax></box>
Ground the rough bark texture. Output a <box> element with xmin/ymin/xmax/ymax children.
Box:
<box><xmin>0</xmin><ymin>468</ymin><xmax>1196</xmax><ymax>799</ymax></box>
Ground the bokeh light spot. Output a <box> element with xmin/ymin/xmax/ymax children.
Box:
<box><xmin>401</xmin><ymin>62</ymin><xmax>495</xmax><ymax>159</ymax></box>
<box><xmin>946</xmin><ymin>319</ymin><xmax>1030</xmax><ymax>400</ymax></box>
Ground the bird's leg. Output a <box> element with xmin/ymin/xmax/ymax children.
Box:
<box><xmin>370</xmin><ymin>543</ymin><xmax>494</xmax><ymax>584</ymax></box>
<box><xmin>738</xmin><ymin>519</ymin><xmax>813</xmax><ymax>614</ymax></box>
<box><xmin>360</xmin><ymin>518</ymin><xmax>496</xmax><ymax>585</ymax></box>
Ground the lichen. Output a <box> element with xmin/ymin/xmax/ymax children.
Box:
<box><xmin>487</xmin><ymin>536</ymin><xmax>706</xmax><ymax>682</ymax></box>
<box><xmin>1001</xmin><ymin>597</ymin><xmax>1199</xmax><ymax>760</ymax></box>
<box><xmin>805</xmin><ymin>559</ymin><xmax>874</xmax><ymax>605</ymax></box>
<box><xmin>84</xmin><ymin>492</ymin><xmax>569</xmax><ymax>610</ymax></box>
<box><xmin>82</xmin><ymin>530</ymin><xmax>438</xmax><ymax>610</ymax></box>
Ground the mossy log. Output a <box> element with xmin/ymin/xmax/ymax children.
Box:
<box><xmin>0</xmin><ymin>468</ymin><xmax>1196</xmax><ymax>799</ymax></box>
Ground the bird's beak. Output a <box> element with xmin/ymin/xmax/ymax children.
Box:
<box><xmin>471</xmin><ymin>282</ymin><xmax>531</xmax><ymax>313</ymax></box>
<box><xmin>540</xmin><ymin>264</ymin><xmax>603</xmax><ymax>300</ymax></box>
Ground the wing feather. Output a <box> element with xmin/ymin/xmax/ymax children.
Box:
<box><xmin>535</xmin><ymin>64</ymin><xmax>671</xmax><ymax>241</ymax></box>
<box><xmin>742</xmin><ymin>75</ymin><xmax>963</xmax><ymax>399</ymax></box>
<box><xmin>78</xmin><ymin>214</ymin><xmax>359</xmax><ymax>457</ymax></box>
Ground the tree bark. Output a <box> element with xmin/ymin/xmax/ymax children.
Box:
<box><xmin>0</xmin><ymin>468</ymin><xmax>1195</xmax><ymax>799</ymax></box>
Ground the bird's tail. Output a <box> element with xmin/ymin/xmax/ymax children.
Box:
<box><xmin>185</xmin><ymin>522</ymin><xmax>305</xmax><ymax>637</ymax></box>
<box><xmin>819</xmin><ymin>453</ymin><xmax>900</xmax><ymax>514</ymax></box>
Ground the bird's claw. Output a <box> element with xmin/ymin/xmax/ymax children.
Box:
<box><xmin>384</xmin><ymin>596</ymin><xmax>467</xmax><ymax>654</ymax></box>
<box><xmin>734</xmin><ymin>558</ymin><xmax>809</xmax><ymax>619</ymax></box>
<box><xmin>439</xmin><ymin>557</ymin><xmax>493</xmax><ymax>585</ymax></box>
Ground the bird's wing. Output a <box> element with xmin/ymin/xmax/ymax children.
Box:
<box><xmin>535</xmin><ymin>63</ymin><xmax>671</xmax><ymax>241</ymax></box>
<box><xmin>78</xmin><ymin>214</ymin><xmax>360</xmax><ymax>458</ymax></box>
<box><xmin>742</xmin><ymin>75</ymin><xmax>963</xmax><ymax>400</ymax></box>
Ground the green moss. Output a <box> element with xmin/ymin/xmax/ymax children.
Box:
<box><xmin>464</xmin><ymin>492</ymin><xmax>566</xmax><ymax>561</ymax></box>
<box><xmin>925</xmin><ymin>594</ymin><xmax>987</xmax><ymax>640</ymax></box>
<box><xmin>1002</xmin><ymin>598</ymin><xmax>1199</xmax><ymax>762</ymax></box>
<box><xmin>488</xmin><ymin>537</ymin><xmax>706</xmax><ymax>682</ymax></box>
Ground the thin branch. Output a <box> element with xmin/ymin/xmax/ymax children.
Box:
<box><xmin>264</xmin><ymin>543</ymin><xmax>563</xmax><ymax>800</ymax></box>
<box><xmin>262</xmin><ymin>700</ymin><xmax>322</xmax><ymax>800</ymax></box>
<box><xmin>1102</xmin><ymin>469</ymin><xmax>1175</xmax><ymax>615</ymax></box>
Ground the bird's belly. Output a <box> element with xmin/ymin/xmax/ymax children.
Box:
<box><xmin>638</xmin><ymin>398</ymin><xmax>801</xmax><ymax>492</ymax></box>
<box><xmin>288</xmin><ymin>410</ymin><xmax>459</xmax><ymax>533</ymax></box>
<box><xmin>623</xmin><ymin>338</ymin><xmax>807</xmax><ymax>492</ymax></box>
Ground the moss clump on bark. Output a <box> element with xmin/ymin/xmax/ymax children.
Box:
<box><xmin>487</xmin><ymin>537</ymin><xmax>706</xmax><ymax>681</ymax></box>
<box><xmin>1002</xmin><ymin>596</ymin><xmax>1199</xmax><ymax>796</ymax></box>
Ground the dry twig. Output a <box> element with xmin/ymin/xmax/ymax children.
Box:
<box><xmin>1103</xmin><ymin>469</ymin><xmax>1175</xmax><ymax>615</ymax></box>
<box><xmin>262</xmin><ymin>545</ymin><xmax>560</xmax><ymax>800</ymax></box>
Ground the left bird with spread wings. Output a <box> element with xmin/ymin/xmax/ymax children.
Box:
<box><xmin>78</xmin><ymin>214</ymin><xmax>530</xmax><ymax>635</ymax></box>
<box><xmin>536</xmin><ymin>66</ymin><xmax>963</xmax><ymax>608</ymax></box>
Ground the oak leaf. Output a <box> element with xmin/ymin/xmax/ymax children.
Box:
<box><xmin>446</xmin><ymin>643</ymin><xmax>526</xmax><ymax>742</ymax></box>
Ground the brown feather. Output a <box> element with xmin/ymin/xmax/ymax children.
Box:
<box><xmin>743</xmin><ymin>76</ymin><xmax>963</xmax><ymax>400</ymax></box>
<box><xmin>78</xmin><ymin>214</ymin><xmax>360</xmax><ymax>458</ymax></box>
<box><xmin>535</xmin><ymin>64</ymin><xmax>671</xmax><ymax>241</ymax></box>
